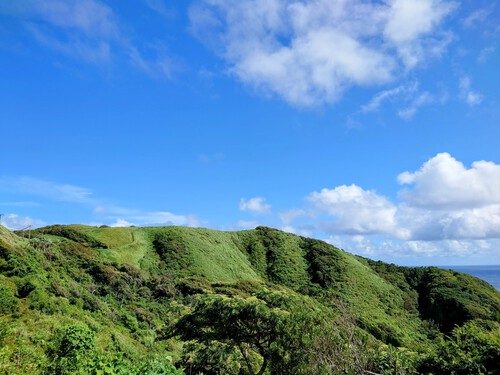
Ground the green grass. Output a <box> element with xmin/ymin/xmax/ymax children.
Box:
<box><xmin>76</xmin><ymin>226</ymin><xmax>150</xmax><ymax>267</ymax></box>
<box><xmin>145</xmin><ymin>227</ymin><xmax>262</xmax><ymax>283</ymax></box>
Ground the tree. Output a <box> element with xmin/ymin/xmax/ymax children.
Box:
<box><xmin>174</xmin><ymin>295</ymin><xmax>288</xmax><ymax>375</ymax></box>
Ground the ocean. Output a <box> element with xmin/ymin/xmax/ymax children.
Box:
<box><xmin>440</xmin><ymin>265</ymin><xmax>500</xmax><ymax>291</ymax></box>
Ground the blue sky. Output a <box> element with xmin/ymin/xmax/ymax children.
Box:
<box><xmin>1</xmin><ymin>0</ymin><xmax>499</xmax><ymax>265</ymax></box>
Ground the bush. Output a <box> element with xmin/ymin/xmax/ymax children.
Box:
<box><xmin>0</xmin><ymin>283</ymin><xmax>18</xmax><ymax>314</ymax></box>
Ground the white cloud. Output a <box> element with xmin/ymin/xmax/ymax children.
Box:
<box><xmin>0</xmin><ymin>176</ymin><xmax>96</xmax><ymax>205</ymax></box>
<box><xmin>1</xmin><ymin>0</ymin><xmax>176</xmax><ymax>77</ymax></box>
<box><xmin>237</xmin><ymin>220</ymin><xmax>260</xmax><ymax>229</ymax></box>
<box><xmin>239</xmin><ymin>197</ymin><xmax>272</xmax><ymax>215</ymax></box>
<box><xmin>0</xmin><ymin>176</ymin><xmax>201</xmax><ymax>229</ymax></box>
<box><xmin>325</xmin><ymin>234</ymin><xmax>499</xmax><ymax>261</ymax></box>
<box><xmin>111</xmin><ymin>218</ymin><xmax>135</xmax><ymax>227</ymax></box>
<box><xmin>383</xmin><ymin>0</ymin><xmax>456</xmax><ymax>68</ymax></box>
<box><xmin>275</xmin><ymin>153</ymin><xmax>500</xmax><ymax>259</ymax></box>
<box><xmin>459</xmin><ymin>76</ymin><xmax>483</xmax><ymax>106</ymax></box>
<box><xmin>127</xmin><ymin>211</ymin><xmax>201</xmax><ymax>227</ymax></box>
<box><xmin>308</xmin><ymin>185</ymin><xmax>397</xmax><ymax>235</ymax></box>
<box><xmin>0</xmin><ymin>214</ymin><xmax>45</xmax><ymax>230</ymax></box>
<box><xmin>394</xmin><ymin>153</ymin><xmax>500</xmax><ymax>241</ymax></box>
<box><xmin>397</xmin><ymin>91</ymin><xmax>434</xmax><ymax>120</ymax></box>
<box><xmin>462</xmin><ymin>8</ymin><xmax>491</xmax><ymax>29</ymax></box>
<box><xmin>361</xmin><ymin>82</ymin><xmax>418</xmax><ymax>113</ymax></box>
<box><xmin>278</xmin><ymin>208</ymin><xmax>306</xmax><ymax>225</ymax></box>
<box><xmin>198</xmin><ymin>152</ymin><xmax>225</xmax><ymax>163</ymax></box>
<box><xmin>27</xmin><ymin>24</ymin><xmax>112</xmax><ymax>63</ymax></box>
<box><xmin>128</xmin><ymin>44</ymin><xmax>178</xmax><ymax>79</ymax></box>
<box><xmin>477</xmin><ymin>46</ymin><xmax>495</xmax><ymax>63</ymax></box>
<box><xmin>398</xmin><ymin>153</ymin><xmax>500</xmax><ymax>209</ymax></box>
<box><xmin>190</xmin><ymin>0</ymin><xmax>455</xmax><ymax>106</ymax></box>
<box><xmin>34</xmin><ymin>0</ymin><xmax>119</xmax><ymax>38</ymax></box>
<box><xmin>361</xmin><ymin>81</ymin><xmax>440</xmax><ymax>118</ymax></box>
<box><xmin>144</xmin><ymin>0</ymin><xmax>175</xmax><ymax>19</ymax></box>
<box><xmin>4</xmin><ymin>0</ymin><xmax>120</xmax><ymax>64</ymax></box>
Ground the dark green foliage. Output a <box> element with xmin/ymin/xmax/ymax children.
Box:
<box><xmin>242</xmin><ymin>227</ymin><xmax>310</xmax><ymax>292</ymax></box>
<box><xmin>173</xmin><ymin>288</ymin><xmax>375</xmax><ymax>375</ymax></box>
<box><xmin>30</xmin><ymin>225</ymin><xmax>108</xmax><ymax>249</ymax></box>
<box><xmin>57</xmin><ymin>324</ymin><xmax>96</xmax><ymax>357</ymax></box>
<box><xmin>0</xmin><ymin>283</ymin><xmax>18</xmax><ymax>314</ymax></box>
<box><xmin>416</xmin><ymin>267</ymin><xmax>500</xmax><ymax>332</ymax></box>
<box><xmin>152</xmin><ymin>232</ymin><xmax>193</xmax><ymax>275</ymax></box>
<box><xmin>362</xmin><ymin>259</ymin><xmax>419</xmax><ymax>313</ymax></box>
<box><xmin>419</xmin><ymin>320</ymin><xmax>500</xmax><ymax>374</ymax></box>
<box><xmin>364</xmin><ymin>260</ymin><xmax>500</xmax><ymax>333</ymax></box>
<box><xmin>173</xmin><ymin>292</ymin><xmax>313</xmax><ymax>375</ymax></box>
<box><xmin>300</xmin><ymin>237</ymin><xmax>345</xmax><ymax>289</ymax></box>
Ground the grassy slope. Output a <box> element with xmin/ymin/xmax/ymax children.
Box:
<box><xmin>74</xmin><ymin>225</ymin><xmax>430</xmax><ymax>346</ymax></box>
<box><xmin>77</xmin><ymin>226</ymin><xmax>262</xmax><ymax>283</ymax></box>
<box><xmin>235</xmin><ymin>227</ymin><xmax>429</xmax><ymax>347</ymax></box>
<box><xmin>74</xmin><ymin>225</ymin><xmax>149</xmax><ymax>267</ymax></box>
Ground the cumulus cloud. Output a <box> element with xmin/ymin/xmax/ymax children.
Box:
<box><xmin>325</xmin><ymin>234</ymin><xmax>498</xmax><ymax>260</ymax></box>
<box><xmin>398</xmin><ymin>153</ymin><xmax>500</xmax><ymax>209</ymax></box>
<box><xmin>190</xmin><ymin>0</ymin><xmax>455</xmax><ymax>106</ymax></box>
<box><xmin>393</xmin><ymin>153</ymin><xmax>500</xmax><ymax>241</ymax></box>
<box><xmin>239</xmin><ymin>197</ymin><xmax>272</xmax><ymax>215</ymax></box>
<box><xmin>287</xmin><ymin>153</ymin><xmax>500</xmax><ymax>253</ymax></box>
<box><xmin>308</xmin><ymin>185</ymin><xmax>397</xmax><ymax>235</ymax></box>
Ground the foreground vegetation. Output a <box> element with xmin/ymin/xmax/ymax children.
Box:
<box><xmin>1</xmin><ymin>224</ymin><xmax>499</xmax><ymax>374</ymax></box>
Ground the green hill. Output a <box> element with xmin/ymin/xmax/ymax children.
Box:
<box><xmin>1</xmin><ymin>224</ymin><xmax>499</xmax><ymax>374</ymax></box>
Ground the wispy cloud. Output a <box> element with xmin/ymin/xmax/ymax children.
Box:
<box><xmin>397</xmin><ymin>91</ymin><xmax>434</xmax><ymax>120</ymax></box>
<box><xmin>459</xmin><ymin>76</ymin><xmax>483</xmax><ymax>106</ymax></box>
<box><xmin>361</xmin><ymin>81</ymin><xmax>419</xmax><ymax>113</ymax></box>
<box><xmin>144</xmin><ymin>0</ymin><xmax>176</xmax><ymax>19</ymax></box>
<box><xmin>361</xmin><ymin>81</ymin><xmax>438</xmax><ymax>119</ymax></box>
<box><xmin>237</xmin><ymin>220</ymin><xmax>261</xmax><ymax>229</ymax></box>
<box><xmin>198</xmin><ymin>152</ymin><xmax>225</xmax><ymax>163</ymax></box>
<box><xmin>0</xmin><ymin>176</ymin><xmax>201</xmax><ymax>229</ymax></box>
<box><xmin>0</xmin><ymin>213</ymin><xmax>45</xmax><ymax>230</ymax></box>
<box><xmin>8</xmin><ymin>0</ymin><xmax>119</xmax><ymax>64</ymax></box>
<box><xmin>0</xmin><ymin>201</ymin><xmax>40</xmax><ymax>208</ymax></box>
<box><xmin>0</xmin><ymin>176</ymin><xmax>96</xmax><ymax>205</ymax></box>
<box><xmin>462</xmin><ymin>8</ymin><xmax>491</xmax><ymax>29</ymax></box>
<box><xmin>190</xmin><ymin>0</ymin><xmax>455</xmax><ymax>107</ymax></box>
<box><xmin>239</xmin><ymin>197</ymin><xmax>272</xmax><ymax>215</ymax></box>
<box><xmin>0</xmin><ymin>0</ymin><xmax>177</xmax><ymax>77</ymax></box>
<box><xmin>128</xmin><ymin>44</ymin><xmax>178</xmax><ymax>79</ymax></box>
<box><xmin>109</xmin><ymin>211</ymin><xmax>200</xmax><ymax>228</ymax></box>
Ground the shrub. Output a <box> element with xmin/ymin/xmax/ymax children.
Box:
<box><xmin>0</xmin><ymin>283</ymin><xmax>18</xmax><ymax>314</ymax></box>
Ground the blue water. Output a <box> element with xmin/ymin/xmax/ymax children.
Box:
<box><xmin>440</xmin><ymin>265</ymin><xmax>500</xmax><ymax>291</ymax></box>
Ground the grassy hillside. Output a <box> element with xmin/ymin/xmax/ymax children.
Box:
<box><xmin>1</xmin><ymin>224</ymin><xmax>499</xmax><ymax>374</ymax></box>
